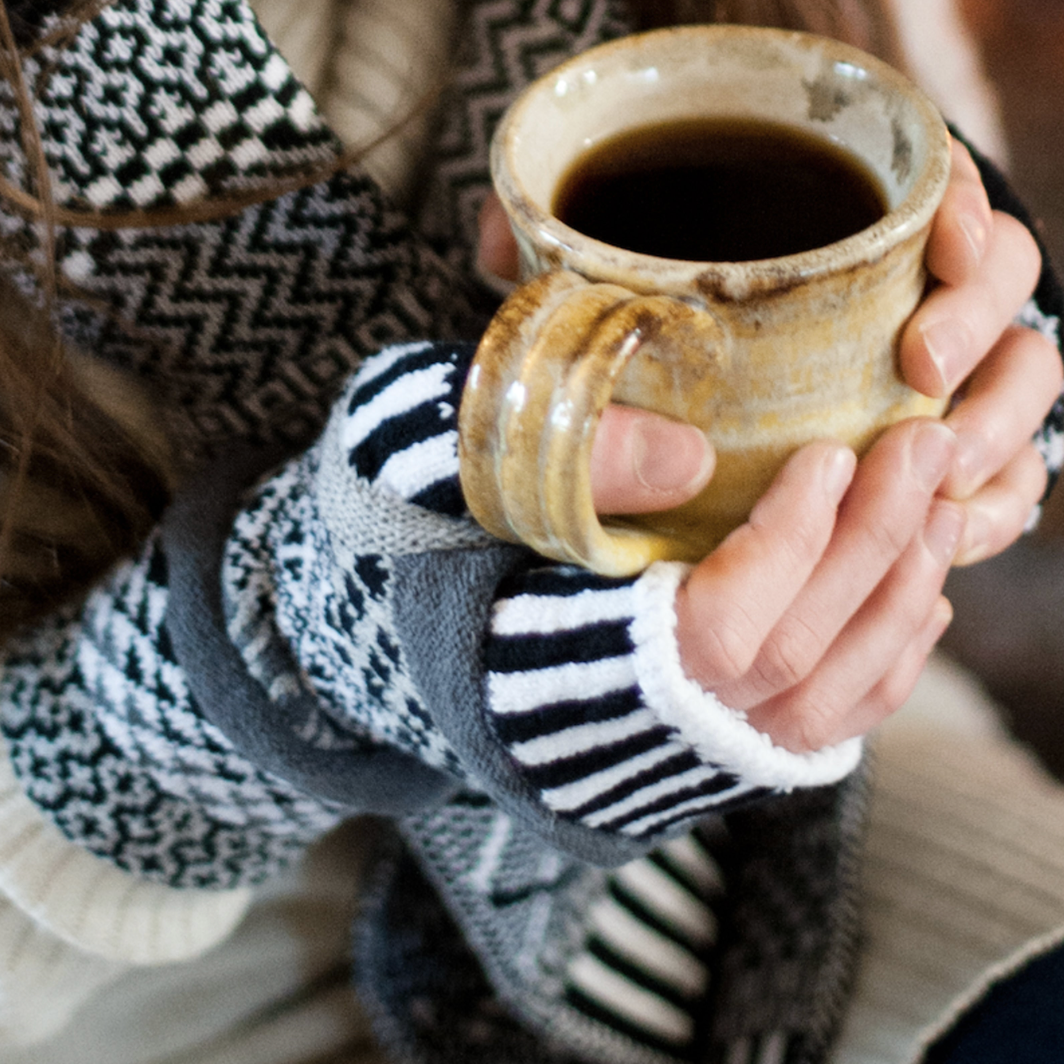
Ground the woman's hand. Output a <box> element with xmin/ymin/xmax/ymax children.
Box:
<box><xmin>476</xmin><ymin>137</ymin><xmax>1063</xmax><ymax>752</ymax></box>
<box><xmin>899</xmin><ymin>139</ymin><xmax>1062</xmax><ymax>564</ymax></box>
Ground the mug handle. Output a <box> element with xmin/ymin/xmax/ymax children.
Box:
<box><xmin>459</xmin><ymin>270</ymin><xmax>727</xmax><ymax>577</ymax></box>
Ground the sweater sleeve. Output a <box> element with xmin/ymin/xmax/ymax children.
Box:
<box><xmin>317</xmin><ymin>341</ymin><xmax>862</xmax><ymax>866</ymax></box>
<box><xmin>332</xmin><ymin>214</ymin><xmax>1064</xmax><ymax>855</ymax></box>
<box><xmin>0</xmin><ymin>539</ymin><xmax>350</xmax><ymax>892</ymax></box>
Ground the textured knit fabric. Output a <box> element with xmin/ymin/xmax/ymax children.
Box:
<box><xmin>831</xmin><ymin>656</ymin><xmax>1064</xmax><ymax>1064</ymax></box>
<box><xmin>0</xmin><ymin>0</ymin><xmax>1063</xmax><ymax>1062</ymax></box>
<box><xmin>0</xmin><ymin>819</ymin><xmax>391</xmax><ymax>1064</ymax></box>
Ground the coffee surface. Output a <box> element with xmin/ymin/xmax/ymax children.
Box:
<box><xmin>553</xmin><ymin>118</ymin><xmax>888</xmax><ymax>262</ymax></box>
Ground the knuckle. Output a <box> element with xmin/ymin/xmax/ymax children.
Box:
<box><xmin>865</xmin><ymin>514</ymin><xmax>915</xmax><ymax>563</ymax></box>
<box><xmin>700</xmin><ymin>603</ymin><xmax>762</xmax><ymax>683</ymax></box>
<box><xmin>780</xmin><ymin>507</ymin><xmax>831</xmax><ymax>568</ymax></box>
<box><xmin>788</xmin><ymin>695</ymin><xmax>841</xmax><ymax>754</ymax></box>
<box><xmin>754</xmin><ymin>615</ymin><xmax>822</xmax><ymax>692</ymax></box>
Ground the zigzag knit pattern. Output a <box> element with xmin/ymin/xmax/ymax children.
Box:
<box><xmin>0</xmin><ymin>2</ymin><xmax>1060</xmax><ymax>1061</ymax></box>
<box><xmin>417</xmin><ymin>0</ymin><xmax>633</xmax><ymax>268</ymax></box>
<box><xmin>57</xmin><ymin>172</ymin><xmax>482</xmax><ymax>456</ymax></box>
<box><xmin>0</xmin><ymin>0</ymin><xmax>484</xmax><ymax>461</ymax></box>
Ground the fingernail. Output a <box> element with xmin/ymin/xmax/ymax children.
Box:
<box><xmin>911</xmin><ymin>422</ymin><xmax>957</xmax><ymax>493</ymax></box>
<box><xmin>923</xmin><ymin>501</ymin><xmax>965</xmax><ymax>566</ymax></box>
<box><xmin>950</xmin><ymin>428</ymin><xmax>986</xmax><ymax>497</ymax></box>
<box><xmin>959</xmin><ymin>211</ymin><xmax>988</xmax><ymax>267</ymax></box>
<box><xmin>822</xmin><ymin>445</ymin><xmax>857</xmax><ymax>505</ymax></box>
<box><xmin>634</xmin><ymin>420</ymin><xmax>714</xmax><ymax>493</ymax></box>
<box><xmin>954</xmin><ymin>503</ymin><xmax>992</xmax><ymax>566</ymax></box>
<box><xmin>920</xmin><ymin>318</ymin><xmax>972</xmax><ymax>394</ymax></box>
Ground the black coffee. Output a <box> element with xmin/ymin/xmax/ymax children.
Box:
<box><xmin>552</xmin><ymin>117</ymin><xmax>888</xmax><ymax>262</ymax></box>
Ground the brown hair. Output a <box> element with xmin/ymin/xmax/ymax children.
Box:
<box><xmin>0</xmin><ymin>0</ymin><xmax>899</xmax><ymax>642</ymax></box>
<box><xmin>0</xmin><ymin>0</ymin><xmax>175</xmax><ymax>639</ymax></box>
<box><xmin>0</xmin><ymin>283</ymin><xmax>172</xmax><ymax>638</ymax></box>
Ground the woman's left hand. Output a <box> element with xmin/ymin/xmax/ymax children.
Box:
<box><xmin>898</xmin><ymin>138</ymin><xmax>1062</xmax><ymax>564</ymax></box>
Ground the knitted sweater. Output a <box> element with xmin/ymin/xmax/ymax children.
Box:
<box><xmin>0</xmin><ymin>1</ymin><xmax>1062</xmax><ymax>1063</ymax></box>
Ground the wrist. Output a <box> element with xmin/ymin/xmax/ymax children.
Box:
<box><xmin>630</xmin><ymin>562</ymin><xmax>863</xmax><ymax>790</ymax></box>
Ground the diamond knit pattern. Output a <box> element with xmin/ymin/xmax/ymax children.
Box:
<box><xmin>223</xmin><ymin>453</ymin><xmax>467</xmax><ymax>775</ymax></box>
<box><xmin>2</xmin><ymin>0</ymin><xmax>337</xmax><ymax>210</ymax></box>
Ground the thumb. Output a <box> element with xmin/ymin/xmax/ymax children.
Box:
<box><xmin>591</xmin><ymin>405</ymin><xmax>715</xmax><ymax>515</ymax></box>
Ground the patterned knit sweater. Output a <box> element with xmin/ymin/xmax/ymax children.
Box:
<box><xmin>0</xmin><ymin>1</ymin><xmax>1062</xmax><ymax>1063</ymax></box>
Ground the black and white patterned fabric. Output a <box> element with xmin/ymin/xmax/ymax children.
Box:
<box><xmin>1</xmin><ymin>0</ymin><xmax>1063</xmax><ymax>1062</ymax></box>
<box><xmin>207</xmin><ymin>337</ymin><xmax>863</xmax><ymax>1062</ymax></box>
<box><xmin>353</xmin><ymin>769</ymin><xmax>870</xmax><ymax>1064</ymax></box>
<box><xmin>417</xmin><ymin>0</ymin><xmax>633</xmax><ymax>271</ymax></box>
<box><xmin>483</xmin><ymin>565</ymin><xmax>777</xmax><ymax>839</ymax></box>
<box><xmin>397</xmin><ymin>799</ymin><xmax>725</xmax><ymax>1064</ymax></box>
<box><xmin>0</xmin><ymin>0</ymin><xmax>486</xmax><ymax>462</ymax></box>
<box><xmin>7</xmin><ymin>0</ymin><xmax>336</xmax><ymax>210</ymax></box>
<box><xmin>0</xmin><ymin>535</ymin><xmax>344</xmax><ymax>889</ymax></box>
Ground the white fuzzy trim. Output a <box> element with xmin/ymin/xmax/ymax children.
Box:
<box><xmin>629</xmin><ymin>562</ymin><xmax>862</xmax><ymax>791</ymax></box>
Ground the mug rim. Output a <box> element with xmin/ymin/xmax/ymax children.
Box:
<box><xmin>490</xmin><ymin>24</ymin><xmax>952</xmax><ymax>300</ymax></box>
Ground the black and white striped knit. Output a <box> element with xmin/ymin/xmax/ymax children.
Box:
<box><xmin>0</xmin><ymin>330</ymin><xmax>868</xmax><ymax>1059</ymax></box>
<box><xmin>1</xmin><ymin>0</ymin><xmax>1063</xmax><ymax>1062</ymax></box>
<box><xmin>276</xmin><ymin>339</ymin><xmax>863</xmax><ymax>829</ymax></box>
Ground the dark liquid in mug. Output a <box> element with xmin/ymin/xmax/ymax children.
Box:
<box><xmin>552</xmin><ymin>118</ymin><xmax>889</xmax><ymax>262</ymax></box>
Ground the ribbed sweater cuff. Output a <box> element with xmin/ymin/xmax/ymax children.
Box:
<box><xmin>0</xmin><ymin>732</ymin><xmax>251</xmax><ymax>965</ymax></box>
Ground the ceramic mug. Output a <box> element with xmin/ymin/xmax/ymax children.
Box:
<box><xmin>458</xmin><ymin>25</ymin><xmax>952</xmax><ymax>577</ymax></box>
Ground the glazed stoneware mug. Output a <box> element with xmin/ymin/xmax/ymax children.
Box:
<box><xmin>458</xmin><ymin>25</ymin><xmax>951</xmax><ymax>577</ymax></box>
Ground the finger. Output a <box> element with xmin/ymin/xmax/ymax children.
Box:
<box><xmin>716</xmin><ymin>419</ymin><xmax>956</xmax><ymax>709</ymax></box>
<box><xmin>845</xmin><ymin>595</ymin><xmax>954</xmax><ymax>738</ymax></box>
<box><xmin>900</xmin><ymin>210</ymin><xmax>1042</xmax><ymax>397</ymax></box>
<box><xmin>789</xmin><ymin>594</ymin><xmax>954</xmax><ymax>750</ymax></box>
<box><xmin>925</xmin><ymin>138</ymin><xmax>993</xmax><ymax>287</ymax></box>
<box><xmin>476</xmin><ymin>192</ymin><xmax>521</xmax><ymax>283</ymax></box>
<box><xmin>745</xmin><ymin>500</ymin><xmax>962</xmax><ymax>753</ymax></box>
<box><xmin>942</xmin><ymin>324</ymin><xmax>1063</xmax><ymax>499</ymax></box>
<box><xmin>953</xmin><ymin>444</ymin><xmax>1049</xmax><ymax>565</ymax></box>
<box><xmin>675</xmin><ymin>441</ymin><xmax>855</xmax><ymax>688</ymax></box>
<box><xmin>590</xmin><ymin>406</ymin><xmax>715</xmax><ymax>514</ymax></box>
